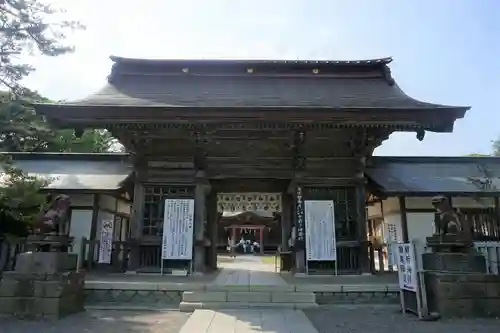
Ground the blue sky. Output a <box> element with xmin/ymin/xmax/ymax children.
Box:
<box><xmin>25</xmin><ymin>0</ymin><xmax>499</xmax><ymax>156</ymax></box>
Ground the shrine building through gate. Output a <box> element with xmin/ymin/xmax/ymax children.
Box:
<box><xmin>35</xmin><ymin>57</ymin><xmax>469</xmax><ymax>274</ymax></box>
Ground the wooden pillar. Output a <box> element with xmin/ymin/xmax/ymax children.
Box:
<box><xmin>398</xmin><ymin>196</ymin><xmax>409</xmax><ymax>242</ymax></box>
<box><xmin>357</xmin><ymin>184</ymin><xmax>370</xmax><ymax>274</ymax></box>
<box><xmin>495</xmin><ymin>196</ymin><xmax>500</xmax><ymax>239</ymax></box>
<box><xmin>231</xmin><ymin>226</ymin><xmax>237</xmax><ymax>256</ymax></box>
<box><xmin>128</xmin><ymin>182</ymin><xmax>144</xmax><ymax>271</ymax></box>
<box><xmin>194</xmin><ymin>174</ymin><xmax>210</xmax><ymax>273</ymax></box>
<box><xmin>86</xmin><ymin>194</ymin><xmax>100</xmax><ymax>268</ymax></box>
<box><xmin>289</xmin><ymin>181</ymin><xmax>306</xmax><ymax>273</ymax></box>
<box><xmin>206</xmin><ymin>192</ymin><xmax>218</xmax><ymax>270</ymax></box>
<box><xmin>281</xmin><ymin>194</ymin><xmax>292</xmax><ymax>251</ymax></box>
<box><xmin>259</xmin><ymin>226</ymin><xmax>264</xmax><ymax>254</ymax></box>
<box><xmin>367</xmin><ymin>218</ymin><xmax>375</xmax><ymax>273</ymax></box>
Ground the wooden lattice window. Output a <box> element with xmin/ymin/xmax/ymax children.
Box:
<box><xmin>304</xmin><ymin>187</ymin><xmax>358</xmax><ymax>240</ymax></box>
<box><xmin>142</xmin><ymin>186</ymin><xmax>194</xmax><ymax>236</ymax></box>
<box><xmin>461</xmin><ymin>207</ymin><xmax>500</xmax><ymax>241</ymax></box>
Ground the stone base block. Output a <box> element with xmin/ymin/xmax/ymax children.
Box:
<box><xmin>422</xmin><ymin>252</ymin><xmax>486</xmax><ymax>273</ymax></box>
<box><xmin>15</xmin><ymin>252</ymin><xmax>78</xmax><ymax>274</ymax></box>
<box><xmin>0</xmin><ymin>294</ymin><xmax>84</xmax><ymax>319</ymax></box>
<box><xmin>425</xmin><ymin>272</ymin><xmax>500</xmax><ymax>318</ymax></box>
<box><xmin>0</xmin><ymin>270</ymin><xmax>85</xmax><ymax>319</ymax></box>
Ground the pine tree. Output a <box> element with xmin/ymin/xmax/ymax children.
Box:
<box><xmin>0</xmin><ymin>0</ymin><xmax>82</xmax><ymax>235</ymax></box>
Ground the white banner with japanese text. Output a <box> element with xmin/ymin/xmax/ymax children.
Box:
<box><xmin>98</xmin><ymin>219</ymin><xmax>114</xmax><ymax>264</ymax></box>
<box><xmin>304</xmin><ymin>200</ymin><xmax>337</xmax><ymax>261</ymax></box>
<box><xmin>162</xmin><ymin>199</ymin><xmax>195</xmax><ymax>260</ymax></box>
<box><xmin>396</xmin><ymin>243</ymin><xmax>418</xmax><ymax>292</ymax></box>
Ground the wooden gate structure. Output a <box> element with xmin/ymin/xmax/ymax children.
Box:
<box><xmin>35</xmin><ymin>57</ymin><xmax>468</xmax><ymax>274</ymax></box>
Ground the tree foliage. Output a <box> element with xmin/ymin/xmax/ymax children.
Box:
<box><xmin>493</xmin><ymin>137</ymin><xmax>500</xmax><ymax>157</ymax></box>
<box><xmin>0</xmin><ymin>89</ymin><xmax>115</xmax><ymax>152</ymax></box>
<box><xmin>0</xmin><ymin>0</ymin><xmax>87</xmax><ymax>236</ymax></box>
<box><xmin>0</xmin><ymin>154</ymin><xmax>49</xmax><ymax>236</ymax></box>
<box><xmin>1</xmin><ymin>0</ymin><xmax>83</xmax><ymax>94</ymax></box>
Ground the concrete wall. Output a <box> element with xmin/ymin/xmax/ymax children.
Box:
<box><xmin>367</xmin><ymin>196</ymin><xmax>495</xmax><ymax>244</ymax></box>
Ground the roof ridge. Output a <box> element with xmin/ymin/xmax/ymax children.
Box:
<box><xmin>109</xmin><ymin>56</ymin><xmax>393</xmax><ymax>66</ymax></box>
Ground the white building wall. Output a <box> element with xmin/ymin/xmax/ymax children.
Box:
<box><xmin>367</xmin><ymin>196</ymin><xmax>495</xmax><ymax>244</ymax></box>
<box><xmin>69</xmin><ymin>194</ymin><xmax>93</xmax><ymax>206</ymax></box>
<box><xmin>382</xmin><ymin>213</ymin><xmax>403</xmax><ymax>242</ymax></box>
<box><xmin>68</xmin><ymin>209</ymin><xmax>93</xmax><ymax>255</ymax></box>
<box><xmin>99</xmin><ymin>195</ymin><xmax>117</xmax><ymax>211</ymax></box>
<box><xmin>406</xmin><ymin>212</ymin><xmax>435</xmax><ymax>243</ymax></box>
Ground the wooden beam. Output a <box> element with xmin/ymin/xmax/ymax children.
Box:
<box><xmin>398</xmin><ymin>196</ymin><xmax>409</xmax><ymax>242</ymax></box>
<box><xmin>495</xmin><ymin>196</ymin><xmax>500</xmax><ymax>238</ymax></box>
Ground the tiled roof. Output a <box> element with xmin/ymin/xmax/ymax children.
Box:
<box><xmin>367</xmin><ymin>156</ymin><xmax>500</xmax><ymax>195</ymax></box>
<box><xmin>0</xmin><ymin>153</ymin><xmax>131</xmax><ymax>191</ymax></box>
<box><xmin>38</xmin><ymin>56</ymin><xmax>467</xmax><ymax>110</ymax></box>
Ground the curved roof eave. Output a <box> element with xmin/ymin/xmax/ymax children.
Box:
<box><xmin>108</xmin><ymin>55</ymin><xmax>394</xmax><ymax>67</ymax></box>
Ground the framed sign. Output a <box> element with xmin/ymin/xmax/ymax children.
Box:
<box><xmin>397</xmin><ymin>243</ymin><xmax>418</xmax><ymax>291</ymax></box>
<box><xmin>304</xmin><ymin>200</ymin><xmax>337</xmax><ymax>261</ymax></box>
<box><xmin>161</xmin><ymin>199</ymin><xmax>195</xmax><ymax>260</ymax></box>
<box><xmin>98</xmin><ymin>219</ymin><xmax>114</xmax><ymax>264</ymax></box>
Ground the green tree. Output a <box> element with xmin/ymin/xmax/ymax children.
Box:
<box><xmin>0</xmin><ymin>90</ymin><xmax>115</xmax><ymax>152</ymax></box>
<box><xmin>493</xmin><ymin>138</ymin><xmax>500</xmax><ymax>156</ymax></box>
<box><xmin>0</xmin><ymin>154</ymin><xmax>49</xmax><ymax>236</ymax></box>
<box><xmin>0</xmin><ymin>0</ymin><xmax>84</xmax><ymax>236</ymax></box>
<box><xmin>1</xmin><ymin>0</ymin><xmax>82</xmax><ymax>93</ymax></box>
<box><xmin>464</xmin><ymin>153</ymin><xmax>490</xmax><ymax>157</ymax></box>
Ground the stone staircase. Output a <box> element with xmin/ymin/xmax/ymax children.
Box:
<box><xmin>179</xmin><ymin>286</ymin><xmax>318</xmax><ymax>311</ymax></box>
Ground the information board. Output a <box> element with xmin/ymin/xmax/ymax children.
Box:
<box><xmin>161</xmin><ymin>199</ymin><xmax>195</xmax><ymax>260</ymax></box>
<box><xmin>397</xmin><ymin>243</ymin><xmax>418</xmax><ymax>292</ymax></box>
<box><xmin>98</xmin><ymin>219</ymin><xmax>114</xmax><ymax>264</ymax></box>
<box><xmin>304</xmin><ymin>200</ymin><xmax>337</xmax><ymax>261</ymax></box>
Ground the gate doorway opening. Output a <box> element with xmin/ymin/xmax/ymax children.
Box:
<box><xmin>214</xmin><ymin>192</ymin><xmax>285</xmax><ymax>268</ymax></box>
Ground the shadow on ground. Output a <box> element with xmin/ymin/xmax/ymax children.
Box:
<box><xmin>0</xmin><ymin>310</ymin><xmax>190</xmax><ymax>333</ymax></box>
<box><xmin>304</xmin><ymin>305</ymin><xmax>500</xmax><ymax>333</ymax></box>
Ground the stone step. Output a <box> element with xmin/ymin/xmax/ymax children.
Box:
<box><xmin>182</xmin><ymin>291</ymin><xmax>316</xmax><ymax>304</ymax></box>
<box><xmin>179</xmin><ymin>301</ymin><xmax>318</xmax><ymax>312</ymax></box>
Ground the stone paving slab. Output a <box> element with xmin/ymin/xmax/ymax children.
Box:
<box><xmin>179</xmin><ymin>309</ymin><xmax>318</xmax><ymax>333</ymax></box>
<box><xmin>214</xmin><ymin>255</ymin><xmax>288</xmax><ymax>286</ymax></box>
<box><xmin>0</xmin><ymin>309</ymin><xmax>190</xmax><ymax>333</ymax></box>
<box><xmin>304</xmin><ymin>305</ymin><xmax>500</xmax><ymax>333</ymax></box>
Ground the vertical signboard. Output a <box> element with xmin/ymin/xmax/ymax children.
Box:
<box><xmin>386</xmin><ymin>223</ymin><xmax>398</xmax><ymax>266</ymax></box>
<box><xmin>98</xmin><ymin>220</ymin><xmax>114</xmax><ymax>264</ymax></box>
<box><xmin>161</xmin><ymin>199</ymin><xmax>195</xmax><ymax>260</ymax></box>
<box><xmin>304</xmin><ymin>200</ymin><xmax>337</xmax><ymax>261</ymax></box>
<box><xmin>397</xmin><ymin>243</ymin><xmax>418</xmax><ymax>291</ymax></box>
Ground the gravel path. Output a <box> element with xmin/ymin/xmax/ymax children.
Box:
<box><xmin>304</xmin><ymin>305</ymin><xmax>500</xmax><ymax>333</ymax></box>
<box><xmin>0</xmin><ymin>310</ymin><xmax>190</xmax><ymax>333</ymax></box>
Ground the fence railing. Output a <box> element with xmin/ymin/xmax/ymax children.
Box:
<box><xmin>474</xmin><ymin>241</ymin><xmax>500</xmax><ymax>275</ymax></box>
<box><xmin>370</xmin><ymin>242</ymin><xmax>397</xmax><ymax>273</ymax></box>
<box><xmin>77</xmin><ymin>238</ymin><xmax>132</xmax><ymax>273</ymax></box>
<box><xmin>379</xmin><ymin>240</ymin><xmax>500</xmax><ymax>276</ymax></box>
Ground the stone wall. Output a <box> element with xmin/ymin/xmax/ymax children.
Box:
<box><xmin>425</xmin><ymin>272</ymin><xmax>500</xmax><ymax>318</ymax></box>
<box><xmin>0</xmin><ymin>271</ymin><xmax>85</xmax><ymax>319</ymax></box>
<box><xmin>315</xmin><ymin>291</ymin><xmax>399</xmax><ymax>305</ymax></box>
<box><xmin>84</xmin><ymin>289</ymin><xmax>183</xmax><ymax>307</ymax></box>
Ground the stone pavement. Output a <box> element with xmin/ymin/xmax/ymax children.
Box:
<box><xmin>0</xmin><ymin>309</ymin><xmax>190</xmax><ymax>333</ymax></box>
<box><xmin>179</xmin><ymin>309</ymin><xmax>318</xmax><ymax>333</ymax></box>
<box><xmin>304</xmin><ymin>305</ymin><xmax>500</xmax><ymax>333</ymax></box>
<box><xmin>214</xmin><ymin>255</ymin><xmax>287</xmax><ymax>286</ymax></box>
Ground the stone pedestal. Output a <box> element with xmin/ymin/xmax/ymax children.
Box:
<box><xmin>0</xmin><ymin>252</ymin><xmax>85</xmax><ymax>319</ymax></box>
<box><xmin>423</xmin><ymin>236</ymin><xmax>500</xmax><ymax>318</ymax></box>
